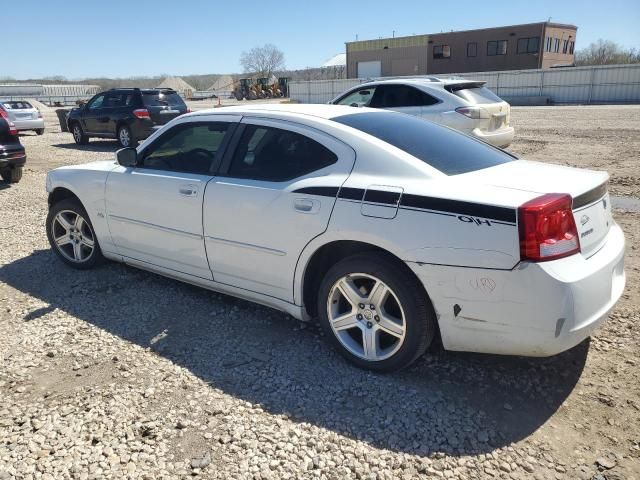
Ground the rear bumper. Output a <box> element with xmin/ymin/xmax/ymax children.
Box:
<box><xmin>14</xmin><ymin>118</ymin><xmax>45</xmax><ymax>131</ymax></box>
<box><xmin>0</xmin><ymin>151</ymin><xmax>26</xmax><ymax>168</ymax></box>
<box><xmin>470</xmin><ymin>126</ymin><xmax>515</xmax><ymax>148</ymax></box>
<box><xmin>409</xmin><ymin>223</ymin><xmax>626</xmax><ymax>357</ymax></box>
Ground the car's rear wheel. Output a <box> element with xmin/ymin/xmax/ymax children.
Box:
<box><xmin>46</xmin><ymin>198</ymin><xmax>104</xmax><ymax>269</ymax></box>
<box><xmin>35</xmin><ymin>128</ymin><xmax>45</xmax><ymax>135</ymax></box>
<box><xmin>317</xmin><ymin>252</ymin><xmax>436</xmax><ymax>372</ymax></box>
<box><xmin>71</xmin><ymin>123</ymin><xmax>88</xmax><ymax>144</ymax></box>
<box><xmin>1</xmin><ymin>166</ymin><xmax>22</xmax><ymax>183</ymax></box>
<box><xmin>117</xmin><ymin>124</ymin><xmax>136</xmax><ymax>148</ymax></box>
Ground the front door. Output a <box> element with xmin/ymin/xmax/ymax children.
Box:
<box><xmin>105</xmin><ymin>117</ymin><xmax>239</xmax><ymax>279</ymax></box>
<box><xmin>82</xmin><ymin>93</ymin><xmax>107</xmax><ymax>134</ymax></box>
<box><xmin>203</xmin><ymin>117</ymin><xmax>355</xmax><ymax>302</ymax></box>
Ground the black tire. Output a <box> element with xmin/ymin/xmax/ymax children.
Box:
<box><xmin>46</xmin><ymin>198</ymin><xmax>104</xmax><ymax>270</ymax></box>
<box><xmin>317</xmin><ymin>252</ymin><xmax>436</xmax><ymax>372</ymax></box>
<box><xmin>71</xmin><ymin>122</ymin><xmax>88</xmax><ymax>144</ymax></box>
<box><xmin>117</xmin><ymin>124</ymin><xmax>137</xmax><ymax>148</ymax></box>
<box><xmin>35</xmin><ymin>128</ymin><xmax>45</xmax><ymax>135</ymax></box>
<box><xmin>1</xmin><ymin>166</ymin><xmax>22</xmax><ymax>183</ymax></box>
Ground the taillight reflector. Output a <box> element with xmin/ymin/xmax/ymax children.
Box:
<box><xmin>0</xmin><ymin>108</ymin><xmax>18</xmax><ymax>135</ymax></box>
<box><xmin>133</xmin><ymin>109</ymin><xmax>150</xmax><ymax>119</ymax></box>
<box><xmin>518</xmin><ymin>193</ymin><xmax>580</xmax><ymax>262</ymax></box>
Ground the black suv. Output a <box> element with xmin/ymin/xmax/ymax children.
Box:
<box><xmin>67</xmin><ymin>88</ymin><xmax>189</xmax><ymax>148</ymax></box>
<box><xmin>0</xmin><ymin>115</ymin><xmax>26</xmax><ymax>184</ymax></box>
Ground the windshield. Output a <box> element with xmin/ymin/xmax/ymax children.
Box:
<box><xmin>2</xmin><ymin>101</ymin><xmax>33</xmax><ymax>109</ymax></box>
<box><xmin>142</xmin><ymin>92</ymin><xmax>186</xmax><ymax>107</ymax></box>
<box><xmin>332</xmin><ymin>111</ymin><xmax>514</xmax><ymax>175</ymax></box>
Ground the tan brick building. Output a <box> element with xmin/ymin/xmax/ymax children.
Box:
<box><xmin>346</xmin><ymin>22</ymin><xmax>577</xmax><ymax>78</ymax></box>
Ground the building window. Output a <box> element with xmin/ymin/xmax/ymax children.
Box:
<box><xmin>487</xmin><ymin>40</ymin><xmax>507</xmax><ymax>56</ymax></box>
<box><xmin>467</xmin><ymin>42</ymin><xmax>477</xmax><ymax>57</ymax></box>
<box><xmin>553</xmin><ymin>38</ymin><xmax>560</xmax><ymax>53</ymax></box>
<box><xmin>546</xmin><ymin>37</ymin><xmax>552</xmax><ymax>52</ymax></box>
<box><xmin>433</xmin><ymin>45</ymin><xmax>451</xmax><ymax>59</ymax></box>
<box><xmin>517</xmin><ymin>37</ymin><xmax>540</xmax><ymax>54</ymax></box>
<box><xmin>569</xmin><ymin>41</ymin><xmax>575</xmax><ymax>55</ymax></box>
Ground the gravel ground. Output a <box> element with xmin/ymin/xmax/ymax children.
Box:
<box><xmin>1</xmin><ymin>105</ymin><xmax>639</xmax><ymax>479</ymax></box>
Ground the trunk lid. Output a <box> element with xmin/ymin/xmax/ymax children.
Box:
<box><xmin>463</xmin><ymin>160</ymin><xmax>612</xmax><ymax>258</ymax></box>
<box><xmin>445</xmin><ymin>81</ymin><xmax>510</xmax><ymax>131</ymax></box>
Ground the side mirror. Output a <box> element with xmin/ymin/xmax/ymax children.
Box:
<box><xmin>116</xmin><ymin>147</ymin><xmax>137</xmax><ymax>167</ymax></box>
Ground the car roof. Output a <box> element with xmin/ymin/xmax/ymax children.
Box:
<box><xmin>187</xmin><ymin>103</ymin><xmax>384</xmax><ymax>121</ymax></box>
<box><xmin>359</xmin><ymin>77</ymin><xmax>484</xmax><ymax>88</ymax></box>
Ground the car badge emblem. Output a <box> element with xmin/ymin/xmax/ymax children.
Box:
<box><xmin>580</xmin><ymin>215</ymin><xmax>590</xmax><ymax>226</ymax></box>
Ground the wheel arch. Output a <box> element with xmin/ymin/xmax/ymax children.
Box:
<box><xmin>298</xmin><ymin>239</ymin><xmax>433</xmax><ymax>321</ymax></box>
<box><xmin>48</xmin><ymin>186</ymin><xmax>83</xmax><ymax>209</ymax></box>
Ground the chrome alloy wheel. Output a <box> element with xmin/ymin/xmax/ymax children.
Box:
<box><xmin>118</xmin><ymin>127</ymin><xmax>130</xmax><ymax>146</ymax></box>
<box><xmin>327</xmin><ymin>273</ymin><xmax>406</xmax><ymax>361</ymax></box>
<box><xmin>51</xmin><ymin>210</ymin><xmax>95</xmax><ymax>263</ymax></box>
<box><xmin>73</xmin><ymin>125</ymin><xmax>83</xmax><ymax>143</ymax></box>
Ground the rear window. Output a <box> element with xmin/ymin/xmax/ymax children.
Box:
<box><xmin>449</xmin><ymin>86</ymin><xmax>502</xmax><ymax>104</ymax></box>
<box><xmin>332</xmin><ymin>111</ymin><xmax>514</xmax><ymax>175</ymax></box>
<box><xmin>142</xmin><ymin>91</ymin><xmax>186</xmax><ymax>107</ymax></box>
<box><xmin>2</xmin><ymin>101</ymin><xmax>33</xmax><ymax>109</ymax></box>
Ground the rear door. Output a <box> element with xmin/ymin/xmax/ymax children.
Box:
<box><xmin>103</xmin><ymin>91</ymin><xmax>135</xmax><ymax>135</ymax></box>
<box><xmin>203</xmin><ymin>117</ymin><xmax>355</xmax><ymax>302</ymax></box>
<box><xmin>141</xmin><ymin>91</ymin><xmax>188</xmax><ymax>126</ymax></box>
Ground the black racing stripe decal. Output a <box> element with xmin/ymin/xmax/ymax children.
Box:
<box><xmin>293</xmin><ymin>186</ymin><xmax>516</xmax><ymax>224</ymax></box>
<box><xmin>363</xmin><ymin>189</ymin><xmax>401</xmax><ymax>205</ymax></box>
<box><xmin>400</xmin><ymin>194</ymin><xmax>516</xmax><ymax>223</ymax></box>
<box><xmin>338</xmin><ymin>187</ymin><xmax>365</xmax><ymax>201</ymax></box>
<box><xmin>293</xmin><ymin>186</ymin><xmax>340</xmax><ymax>197</ymax></box>
<box><xmin>573</xmin><ymin>182</ymin><xmax>608</xmax><ymax>209</ymax></box>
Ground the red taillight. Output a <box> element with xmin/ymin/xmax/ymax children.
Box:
<box><xmin>0</xmin><ymin>108</ymin><xmax>18</xmax><ymax>135</ymax></box>
<box><xmin>455</xmin><ymin>106</ymin><xmax>489</xmax><ymax>119</ymax></box>
<box><xmin>186</xmin><ymin>107</ymin><xmax>192</xmax><ymax>113</ymax></box>
<box><xmin>133</xmin><ymin>109</ymin><xmax>150</xmax><ymax>119</ymax></box>
<box><xmin>518</xmin><ymin>193</ymin><xmax>580</xmax><ymax>262</ymax></box>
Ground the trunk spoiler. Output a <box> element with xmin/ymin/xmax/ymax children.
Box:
<box><xmin>444</xmin><ymin>81</ymin><xmax>486</xmax><ymax>93</ymax></box>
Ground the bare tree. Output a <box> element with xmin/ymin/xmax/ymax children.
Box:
<box><xmin>575</xmin><ymin>39</ymin><xmax>640</xmax><ymax>66</ymax></box>
<box><xmin>240</xmin><ymin>44</ymin><xmax>285</xmax><ymax>78</ymax></box>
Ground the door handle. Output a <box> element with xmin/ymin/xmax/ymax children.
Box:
<box><xmin>293</xmin><ymin>198</ymin><xmax>318</xmax><ymax>213</ymax></box>
<box><xmin>179</xmin><ymin>185</ymin><xmax>198</xmax><ymax>197</ymax></box>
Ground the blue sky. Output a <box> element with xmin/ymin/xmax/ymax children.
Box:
<box><xmin>4</xmin><ymin>0</ymin><xmax>639</xmax><ymax>79</ymax></box>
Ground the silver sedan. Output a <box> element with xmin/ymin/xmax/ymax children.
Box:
<box><xmin>0</xmin><ymin>101</ymin><xmax>45</xmax><ymax>134</ymax></box>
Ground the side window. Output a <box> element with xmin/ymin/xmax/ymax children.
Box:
<box><xmin>336</xmin><ymin>87</ymin><xmax>376</xmax><ymax>107</ymax></box>
<box><xmin>227</xmin><ymin>125</ymin><xmax>337</xmax><ymax>182</ymax></box>
<box><xmin>141</xmin><ymin>122</ymin><xmax>232</xmax><ymax>174</ymax></box>
<box><xmin>371</xmin><ymin>85</ymin><xmax>439</xmax><ymax>108</ymax></box>
<box><xmin>87</xmin><ymin>94</ymin><xmax>105</xmax><ymax>110</ymax></box>
<box><xmin>104</xmin><ymin>92</ymin><xmax>127</xmax><ymax>108</ymax></box>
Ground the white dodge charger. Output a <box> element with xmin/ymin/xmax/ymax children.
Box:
<box><xmin>45</xmin><ymin>105</ymin><xmax>626</xmax><ymax>372</ymax></box>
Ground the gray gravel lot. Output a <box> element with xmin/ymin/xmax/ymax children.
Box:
<box><xmin>1</xmin><ymin>105</ymin><xmax>639</xmax><ymax>479</ymax></box>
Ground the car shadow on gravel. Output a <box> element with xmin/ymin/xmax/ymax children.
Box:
<box><xmin>52</xmin><ymin>141</ymin><xmax>120</xmax><ymax>152</ymax></box>
<box><xmin>0</xmin><ymin>250</ymin><xmax>589</xmax><ymax>457</ymax></box>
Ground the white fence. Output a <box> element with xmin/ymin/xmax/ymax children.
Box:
<box><xmin>289</xmin><ymin>64</ymin><xmax>640</xmax><ymax>105</ymax></box>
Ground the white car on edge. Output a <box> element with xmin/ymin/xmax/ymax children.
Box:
<box><xmin>45</xmin><ymin>105</ymin><xmax>625</xmax><ymax>372</ymax></box>
<box><xmin>331</xmin><ymin>78</ymin><xmax>514</xmax><ymax>148</ymax></box>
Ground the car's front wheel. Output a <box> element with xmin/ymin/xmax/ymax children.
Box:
<box><xmin>117</xmin><ymin>124</ymin><xmax>136</xmax><ymax>148</ymax></box>
<box><xmin>71</xmin><ymin>123</ymin><xmax>88</xmax><ymax>144</ymax></box>
<box><xmin>46</xmin><ymin>198</ymin><xmax>104</xmax><ymax>269</ymax></box>
<box><xmin>317</xmin><ymin>252</ymin><xmax>436</xmax><ymax>372</ymax></box>
<box><xmin>35</xmin><ymin>128</ymin><xmax>45</xmax><ymax>135</ymax></box>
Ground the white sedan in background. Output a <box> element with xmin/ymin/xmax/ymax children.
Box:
<box><xmin>0</xmin><ymin>101</ymin><xmax>45</xmax><ymax>135</ymax></box>
<box><xmin>45</xmin><ymin>105</ymin><xmax>624</xmax><ymax>371</ymax></box>
<box><xmin>331</xmin><ymin>78</ymin><xmax>514</xmax><ymax>148</ymax></box>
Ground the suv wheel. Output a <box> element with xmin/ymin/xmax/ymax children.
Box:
<box><xmin>71</xmin><ymin>123</ymin><xmax>88</xmax><ymax>144</ymax></box>
<box><xmin>46</xmin><ymin>198</ymin><xmax>104</xmax><ymax>269</ymax></box>
<box><xmin>1</xmin><ymin>166</ymin><xmax>22</xmax><ymax>183</ymax></box>
<box><xmin>117</xmin><ymin>125</ymin><xmax>136</xmax><ymax>148</ymax></box>
<box><xmin>317</xmin><ymin>252</ymin><xmax>436</xmax><ymax>372</ymax></box>
<box><xmin>35</xmin><ymin>128</ymin><xmax>45</xmax><ymax>135</ymax></box>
